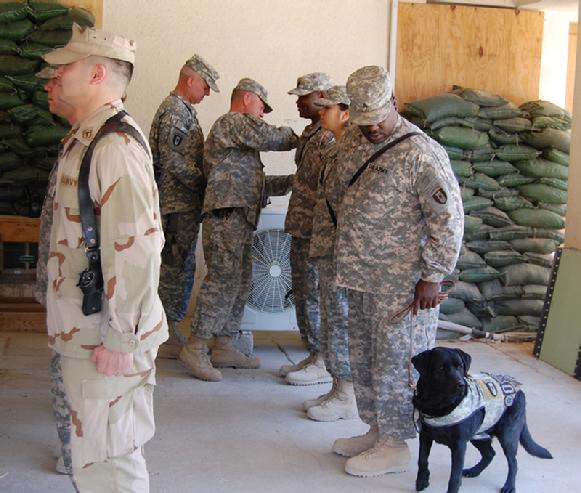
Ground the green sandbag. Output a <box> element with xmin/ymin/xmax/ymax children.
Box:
<box><xmin>478</xmin><ymin>103</ymin><xmax>522</xmax><ymax>120</ymax></box>
<box><xmin>488</xmin><ymin>127</ymin><xmax>523</xmax><ymax>145</ymax></box>
<box><xmin>518</xmin><ymin>183</ymin><xmax>567</xmax><ymax>204</ymax></box>
<box><xmin>0</xmin><ymin>19</ymin><xmax>34</xmax><ymax>41</ymax></box>
<box><xmin>482</xmin><ymin>316</ymin><xmax>521</xmax><ymax>333</ymax></box>
<box><xmin>509</xmin><ymin>208</ymin><xmax>564</xmax><ymax>229</ymax></box>
<box><xmin>525</xmin><ymin>128</ymin><xmax>570</xmax><ymax>153</ymax></box>
<box><xmin>531</xmin><ymin>116</ymin><xmax>571</xmax><ymax>131</ymax></box>
<box><xmin>31</xmin><ymin>90</ymin><xmax>48</xmax><ymax>109</ymax></box>
<box><xmin>0</xmin><ymin>185</ymin><xmax>23</xmax><ymax>201</ymax></box>
<box><xmin>444</xmin><ymin>145</ymin><xmax>495</xmax><ymax>161</ymax></box>
<box><xmin>520</xmin><ymin>100</ymin><xmax>571</xmax><ymax>119</ymax></box>
<box><xmin>471</xmin><ymin>207</ymin><xmax>513</xmax><ymax>227</ymax></box>
<box><xmin>450</xmin><ymin>159</ymin><xmax>472</xmax><ymax>178</ymax></box>
<box><xmin>488</xmin><ymin>225</ymin><xmax>532</xmax><ymax>240</ymax></box>
<box><xmin>0</xmin><ymin>38</ymin><xmax>19</xmax><ymax>55</ymax></box>
<box><xmin>538</xmin><ymin>177</ymin><xmax>567</xmax><ymax>191</ymax></box>
<box><xmin>538</xmin><ymin>202</ymin><xmax>566</xmax><ymax>215</ymax></box>
<box><xmin>406</xmin><ymin>93</ymin><xmax>479</xmax><ymax>123</ymax></box>
<box><xmin>493</xmin><ymin>195</ymin><xmax>533</xmax><ymax>212</ymax></box>
<box><xmin>31</xmin><ymin>154</ymin><xmax>55</xmax><ymax>171</ymax></box>
<box><xmin>430</xmin><ymin>116</ymin><xmax>489</xmax><ymax>132</ymax></box>
<box><xmin>1</xmin><ymin>164</ymin><xmax>49</xmax><ymax>183</ymax></box>
<box><xmin>402</xmin><ymin>112</ymin><xmax>425</xmax><ymax>128</ymax></box>
<box><xmin>0</xmin><ymin>122</ymin><xmax>20</xmax><ymax>138</ymax></box>
<box><xmin>0</xmin><ymin>76</ymin><xmax>14</xmax><ymax>92</ymax></box>
<box><xmin>460</xmin><ymin>187</ymin><xmax>475</xmax><ymax>201</ymax></box>
<box><xmin>517</xmin><ymin>316</ymin><xmax>541</xmax><ymax>331</ymax></box>
<box><xmin>542</xmin><ymin>148</ymin><xmax>569</xmax><ymax>166</ymax></box>
<box><xmin>8</xmin><ymin>103</ymin><xmax>54</xmax><ymax>126</ymax></box>
<box><xmin>472</xmin><ymin>160</ymin><xmax>516</xmax><ymax>177</ymax></box>
<box><xmin>463</xmin><ymin>172</ymin><xmax>500</xmax><ymax>191</ymax></box>
<box><xmin>463</xmin><ymin>214</ymin><xmax>482</xmax><ymax>236</ymax></box>
<box><xmin>500</xmin><ymin>263</ymin><xmax>551</xmax><ymax>286</ymax></box>
<box><xmin>448</xmin><ymin>280</ymin><xmax>484</xmax><ymax>302</ymax></box>
<box><xmin>459</xmin><ymin>266</ymin><xmax>502</xmax><ymax>283</ymax></box>
<box><xmin>493</xmin><ymin>117</ymin><xmax>531</xmax><ymax>133</ymax></box>
<box><xmin>464</xmin><ymin>224</ymin><xmax>495</xmax><ymax>242</ymax></box>
<box><xmin>440</xmin><ymin>297</ymin><xmax>466</xmax><ymax>315</ymax></box>
<box><xmin>494</xmin><ymin>144</ymin><xmax>541</xmax><ymax>162</ymax></box>
<box><xmin>0</xmin><ymin>110</ymin><xmax>9</xmax><ymax>122</ymax></box>
<box><xmin>2</xmin><ymin>136</ymin><xmax>33</xmax><ymax>156</ymax></box>
<box><xmin>445</xmin><ymin>308</ymin><xmax>483</xmax><ymax>328</ymax></box>
<box><xmin>18</xmin><ymin>42</ymin><xmax>52</xmax><ymax>59</ymax></box>
<box><xmin>39</xmin><ymin>8</ymin><xmax>96</xmax><ymax>30</ymax></box>
<box><xmin>466</xmin><ymin>300</ymin><xmax>494</xmax><ymax>318</ymax></box>
<box><xmin>0</xmin><ymin>151</ymin><xmax>22</xmax><ymax>171</ymax></box>
<box><xmin>26</xmin><ymin>30</ymin><xmax>71</xmax><ymax>47</ymax></box>
<box><xmin>28</xmin><ymin>2</ymin><xmax>68</xmax><ymax>22</ymax></box>
<box><xmin>484</xmin><ymin>250</ymin><xmax>524</xmax><ymax>268</ymax></box>
<box><xmin>478</xmin><ymin>187</ymin><xmax>519</xmax><ymax>198</ymax></box>
<box><xmin>26</xmin><ymin>124</ymin><xmax>68</xmax><ymax>147</ymax></box>
<box><xmin>457</xmin><ymin>247</ymin><xmax>486</xmax><ymax>270</ymax></box>
<box><xmin>531</xmin><ymin>228</ymin><xmax>565</xmax><ymax>242</ymax></box>
<box><xmin>522</xmin><ymin>284</ymin><xmax>548</xmax><ymax>300</ymax></box>
<box><xmin>435</xmin><ymin>126</ymin><xmax>488</xmax><ymax>150</ymax></box>
<box><xmin>445</xmin><ymin>269</ymin><xmax>461</xmax><ymax>282</ymax></box>
<box><xmin>0</xmin><ymin>56</ymin><xmax>39</xmax><ymax>75</ymax></box>
<box><xmin>510</xmin><ymin>238</ymin><xmax>558</xmax><ymax>254</ymax></box>
<box><xmin>466</xmin><ymin>240</ymin><xmax>512</xmax><ymax>254</ymax></box>
<box><xmin>0</xmin><ymin>3</ymin><xmax>31</xmax><ymax>23</ymax></box>
<box><xmin>514</xmin><ymin>159</ymin><xmax>568</xmax><ymax>180</ymax></box>
<box><xmin>479</xmin><ymin>279</ymin><xmax>522</xmax><ymax>301</ymax></box>
<box><xmin>492</xmin><ymin>299</ymin><xmax>545</xmax><ymax>317</ymax></box>
<box><xmin>497</xmin><ymin>174</ymin><xmax>535</xmax><ymax>187</ymax></box>
<box><xmin>460</xmin><ymin>88</ymin><xmax>507</xmax><ymax>107</ymax></box>
<box><xmin>5</xmin><ymin>74</ymin><xmax>44</xmax><ymax>92</ymax></box>
<box><xmin>464</xmin><ymin>117</ymin><xmax>493</xmax><ymax>131</ymax></box>
<box><xmin>0</xmin><ymin>92</ymin><xmax>24</xmax><ymax>109</ymax></box>
<box><xmin>463</xmin><ymin>196</ymin><xmax>492</xmax><ymax>213</ymax></box>
<box><xmin>522</xmin><ymin>252</ymin><xmax>554</xmax><ymax>268</ymax></box>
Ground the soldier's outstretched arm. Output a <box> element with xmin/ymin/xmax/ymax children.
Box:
<box><xmin>234</xmin><ymin>113</ymin><xmax>298</xmax><ymax>152</ymax></box>
<box><xmin>415</xmin><ymin>149</ymin><xmax>464</xmax><ymax>283</ymax></box>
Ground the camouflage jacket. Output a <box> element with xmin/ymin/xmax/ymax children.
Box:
<box><xmin>284</xmin><ymin>121</ymin><xmax>334</xmax><ymax>238</ymax></box>
<box><xmin>149</xmin><ymin>92</ymin><xmax>205</xmax><ymax>215</ymax></box>
<box><xmin>335</xmin><ymin>116</ymin><xmax>463</xmax><ymax>297</ymax></box>
<box><xmin>203</xmin><ymin>112</ymin><xmax>298</xmax><ymax>227</ymax></box>
<box><xmin>47</xmin><ymin>100</ymin><xmax>168</xmax><ymax>358</ymax></box>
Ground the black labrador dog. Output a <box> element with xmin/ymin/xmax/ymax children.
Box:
<box><xmin>411</xmin><ymin>347</ymin><xmax>552</xmax><ymax>493</ymax></box>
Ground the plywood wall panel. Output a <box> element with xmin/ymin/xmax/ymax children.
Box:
<box><xmin>396</xmin><ymin>4</ymin><xmax>544</xmax><ymax>106</ymax></box>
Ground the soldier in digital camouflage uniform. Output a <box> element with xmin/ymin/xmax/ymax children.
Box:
<box><xmin>43</xmin><ymin>24</ymin><xmax>168</xmax><ymax>492</ymax></box>
<box><xmin>34</xmin><ymin>66</ymin><xmax>78</xmax><ymax>482</ymax></box>
<box><xmin>304</xmin><ymin>85</ymin><xmax>358</xmax><ymax>422</ymax></box>
<box><xmin>331</xmin><ymin>66</ymin><xmax>463</xmax><ymax>478</ymax></box>
<box><xmin>149</xmin><ymin>54</ymin><xmax>219</xmax><ymax>352</ymax></box>
<box><xmin>178</xmin><ymin>78</ymin><xmax>298</xmax><ymax>382</ymax></box>
<box><xmin>280</xmin><ymin>72</ymin><xmax>335</xmax><ymax>386</ymax></box>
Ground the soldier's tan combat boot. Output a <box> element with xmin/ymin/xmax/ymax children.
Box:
<box><xmin>332</xmin><ymin>424</ymin><xmax>379</xmax><ymax>457</ymax></box>
<box><xmin>178</xmin><ymin>336</ymin><xmax>222</xmax><ymax>382</ymax></box>
<box><xmin>307</xmin><ymin>379</ymin><xmax>358</xmax><ymax>421</ymax></box>
<box><xmin>303</xmin><ymin>377</ymin><xmax>337</xmax><ymax>410</ymax></box>
<box><xmin>285</xmin><ymin>352</ymin><xmax>332</xmax><ymax>386</ymax></box>
<box><xmin>344</xmin><ymin>438</ymin><xmax>411</xmax><ymax>477</ymax></box>
<box><xmin>211</xmin><ymin>336</ymin><xmax>260</xmax><ymax>369</ymax></box>
<box><xmin>279</xmin><ymin>351</ymin><xmax>316</xmax><ymax>378</ymax></box>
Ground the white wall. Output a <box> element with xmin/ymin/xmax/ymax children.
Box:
<box><xmin>103</xmin><ymin>0</ymin><xmax>389</xmax><ymax>191</ymax></box>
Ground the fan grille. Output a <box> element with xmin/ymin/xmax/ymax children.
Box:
<box><xmin>247</xmin><ymin>228</ymin><xmax>294</xmax><ymax>313</ymax></box>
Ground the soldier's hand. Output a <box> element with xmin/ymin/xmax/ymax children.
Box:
<box><xmin>412</xmin><ymin>280</ymin><xmax>441</xmax><ymax>315</ymax></box>
<box><xmin>91</xmin><ymin>346</ymin><xmax>134</xmax><ymax>376</ymax></box>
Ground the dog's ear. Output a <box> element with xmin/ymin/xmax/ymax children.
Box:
<box><xmin>412</xmin><ymin>350</ymin><xmax>432</xmax><ymax>375</ymax></box>
<box><xmin>454</xmin><ymin>349</ymin><xmax>472</xmax><ymax>375</ymax></box>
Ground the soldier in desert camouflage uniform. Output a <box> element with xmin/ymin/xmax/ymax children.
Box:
<box><xmin>331</xmin><ymin>66</ymin><xmax>463</xmax><ymax>478</ymax></box>
<box><xmin>149</xmin><ymin>54</ymin><xmax>219</xmax><ymax>351</ymax></box>
<box><xmin>178</xmin><ymin>78</ymin><xmax>298</xmax><ymax>382</ymax></box>
<box><xmin>43</xmin><ymin>24</ymin><xmax>168</xmax><ymax>492</ymax></box>
<box><xmin>280</xmin><ymin>72</ymin><xmax>335</xmax><ymax>386</ymax></box>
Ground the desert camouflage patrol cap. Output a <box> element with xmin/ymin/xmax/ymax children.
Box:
<box><xmin>288</xmin><ymin>72</ymin><xmax>332</xmax><ymax>96</ymax></box>
<box><xmin>43</xmin><ymin>23</ymin><xmax>136</xmax><ymax>65</ymax></box>
<box><xmin>36</xmin><ymin>66</ymin><xmax>56</xmax><ymax>79</ymax></box>
<box><xmin>234</xmin><ymin>77</ymin><xmax>273</xmax><ymax>113</ymax></box>
<box><xmin>314</xmin><ymin>85</ymin><xmax>350</xmax><ymax>107</ymax></box>
<box><xmin>347</xmin><ymin>66</ymin><xmax>394</xmax><ymax>126</ymax></box>
<box><xmin>185</xmin><ymin>54</ymin><xmax>220</xmax><ymax>93</ymax></box>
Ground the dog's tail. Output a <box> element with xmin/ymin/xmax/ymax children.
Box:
<box><xmin>520</xmin><ymin>422</ymin><xmax>553</xmax><ymax>459</ymax></box>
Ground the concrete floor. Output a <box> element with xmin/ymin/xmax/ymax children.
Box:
<box><xmin>1</xmin><ymin>332</ymin><xmax>580</xmax><ymax>493</ymax></box>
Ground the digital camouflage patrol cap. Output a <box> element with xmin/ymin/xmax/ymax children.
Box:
<box><xmin>347</xmin><ymin>66</ymin><xmax>394</xmax><ymax>126</ymax></box>
<box><xmin>288</xmin><ymin>72</ymin><xmax>332</xmax><ymax>96</ymax></box>
<box><xmin>43</xmin><ymin>23</ymin><xmax>136</xmax><ymax>65</ymax></box>
<box><xmin>314</xmin><ymin>85</ymin><xmax>350</xmax><ymax>107</ymax></box>
<box><xmin>234</xmin><ymin>77</ymin><xmax>273</xmax><ymax>113</ymax></box>
<box><xmin>185</xmin><ymin>54</ymin><xmax>220</xmax><ymax>93</ymax></box>
<box><xmin>35</xmin><ymin>66</ymin><xmax>56</xmax><ymax>79</ymax></box>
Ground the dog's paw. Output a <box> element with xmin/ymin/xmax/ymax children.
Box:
<box><xmin>500</xmin><ymin>485</ymin><xmax>515</xmax><ymax>493</ymax></box>
<box><xmin>415</xmin><ymin>477</ymin><xmax>430</xmax><ymax>491</ymax></box>
<box><xmin>462</xmin><ymin>466</ymin><xmax>481</xmax><ymax>478</ymax></box>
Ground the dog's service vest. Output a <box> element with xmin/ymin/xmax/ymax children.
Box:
<box><xmin>421</xmin><ymin>373</ymin><xmax>521</xmax><ymax>439</ymax></box>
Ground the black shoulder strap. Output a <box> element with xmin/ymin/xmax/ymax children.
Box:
<box><xmin>347</xmin><ymin>132</ymin><xmax>421</xmax><ymax>189</ymax></box>
<box><xmin>78</xmin><ymin>110</ymin><xmax>150</xmax><ymax>260</ymax></box>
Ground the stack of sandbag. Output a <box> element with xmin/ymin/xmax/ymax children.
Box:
<box><xmin>0</xmin><ymin>2</ymin><xmax>94</xmax><ymax>217</ymax></box>
<box><xmin>402</xmin><ymin>89</ymin><xmax>570</xmax><ymax>335</ymax></box>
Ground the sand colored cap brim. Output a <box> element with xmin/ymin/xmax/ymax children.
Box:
<box><xmin>350</xmin><ymin>103</ymin><xmax>391</xmax><ymax>126</ymax></box>
<box><xmin>288</xmin><ymin>87</ymin><xmax>314</xmax><ymax>96</ymax></box>
<box><xmin>35</xmin><ymin>66</ymin><xmax>56</xmax><ymax>79</ymax></box>
<box><xmin>205</xmin><ymin>77</ymin><xmax>220</xmax><ymax>93</ymax></box>
<box><xmin>43</xmin><ymin>47</ymin><xmax>90</xmax><ymax>65</ymax></box>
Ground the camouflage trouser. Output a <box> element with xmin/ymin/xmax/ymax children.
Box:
<box><xmin>60</xmin><ymin>349</ymin><xmax>158</xmax><ymax>493</ymax></box>
<box><xmin>49</xmin><ymin>351</ymin><xmax>73</xmax><ymax>476</ymax></box>
<box><xmin>191</xmin><ymin>208</ymin><xmax>253</xmax><ymax>339</ymax></box>
<box><xmin>290</xmin><ymin>237</ymin><xmax>321</xmax><ymax>352</ymax></box>
<box><xmin>316</xmin><ymin>256</ymin><xmax>351</xmax><ymax>380</ymax></box>
<box><xmin>347</xmin><ymin>289</ymin><xmax>438</xmax><ymax>440</ymax></box>
<box><xmin>159</xmin><ymin>211</ymin><xmax>201</xmax><ymax>323</ymax></box>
